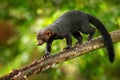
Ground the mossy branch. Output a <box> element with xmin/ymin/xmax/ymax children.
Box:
<box><xmin>0</xmin><ymin>30</ymin><xmax>120</xmax><ymax>80</ymax></box>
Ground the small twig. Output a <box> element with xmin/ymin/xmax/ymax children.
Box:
<box><xmin>0</xmin><ymin>30</ymin><xmax>120</xmax><ymax>80</ymax></box>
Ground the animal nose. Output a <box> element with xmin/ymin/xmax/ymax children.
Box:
<box><xmin>37</xmin><ymin>40</ymin><xmax>44</xmax><ymax>45</ymax></box>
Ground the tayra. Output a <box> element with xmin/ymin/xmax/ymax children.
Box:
<box><xmin>37</xmin><ymin>10</ymin><xmax>114</xmax><ymax>63</ymax></box>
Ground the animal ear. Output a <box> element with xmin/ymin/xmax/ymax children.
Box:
<box><xmin>45</xmin><ymin>29</ymin><xmax>51</xmax><ymax>37</ymax></box>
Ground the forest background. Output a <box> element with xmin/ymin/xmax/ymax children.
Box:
<box><xmin>0</xmin><ymin>0</ymin><xmax>120</xmax><ymax>80</ymax></box>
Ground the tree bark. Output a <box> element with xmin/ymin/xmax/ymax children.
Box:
<box><xmin>0</xmin><ymin>30</ymin><xmax>120</xmax><ymax>80</ymax></box>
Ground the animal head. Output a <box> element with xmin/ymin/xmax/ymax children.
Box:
<box><xmin>37</xmin><ymin>28</ymin><xmax>52</xmax><ymax>45</ymax></box>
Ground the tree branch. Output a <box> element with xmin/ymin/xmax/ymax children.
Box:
<box><xmin>0</xmin><ymin>30</ymin><xmax>120</xmax><ymax>80</ymax></box>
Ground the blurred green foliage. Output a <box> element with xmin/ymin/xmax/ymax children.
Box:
<box><xmin>0</xmin><ymin>0</ymin><xmax>120</xmax><ymax>80</ymax></box>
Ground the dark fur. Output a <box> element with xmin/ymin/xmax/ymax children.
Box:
<box><xmin>37</xmin><ymin>10</ymin><xmax>114</xmax><ymax>62</ymax></box>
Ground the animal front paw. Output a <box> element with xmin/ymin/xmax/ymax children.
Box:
<box><xmin>63</xmin><ymin>46</ymin><xmax>71</xmax><ymax>51</ymax></box>
<box><xmin>42</xmin><ymin>53</ymin><xmax>50</xmax><ymax>59</ymax></box>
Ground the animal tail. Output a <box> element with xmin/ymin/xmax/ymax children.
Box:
<box><xmin>87</xmin><ymin>14</ymin><xmax>114</xmax><ymax>63</ymax></box>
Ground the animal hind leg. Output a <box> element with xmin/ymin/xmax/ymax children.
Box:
<box><xmin>87</xmin><ymin>26</ymin><xmax>95</xmax><ymax>41</ymax></box>
<box><xmin>81</xmin><ymin>24</ymin><xmax>95</xmax><ymax>41</ymax></box>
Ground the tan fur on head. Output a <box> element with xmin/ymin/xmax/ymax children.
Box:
<box><xmin>37</xmin><ymin>28</ymin><xmax>52</xmax><ymax>45</ymax></box>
